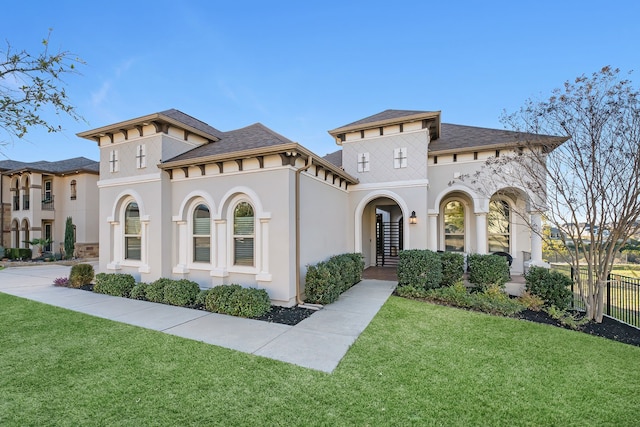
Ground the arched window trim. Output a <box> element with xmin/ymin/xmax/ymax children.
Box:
<box><xmin>124</xmin><ymin>202</ymin><xmax>141</xmax><ymax>261</ymax></box>
<box><xmin>442</xmin><ymin>198</ymin><xmax>467</xmax><ymax>252</ymax></box>
<box><xmin>488</xmin><ymin>197</ymin><xmax>512</xmax><ymax>254</ymax></box>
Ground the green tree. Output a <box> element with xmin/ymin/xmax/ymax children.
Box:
<box><xmin>0</xmin><ymin>30</ymin><xmax>84</xmax><ymax>145</ymax></box>
<box><xmin>500</xmin><ymin>66</ymin><xmax>640</xmax><ymax>322</ymax></box>
<box><xmin>64</xmin><ymin>216</ymin><xmax>75</xmax><ymax>259</ymax></box>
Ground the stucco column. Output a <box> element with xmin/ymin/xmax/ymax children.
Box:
<box><xmin>428</xmin><ymin>213</ymin><xmax>438</xmax><ymax>251</ymax></box>
<box><xmin>256</xmin><ymin>217</ymin><xmax>272</xmax><ymax>282</ymax></box>
<box><xmin>475</xmin><ymin>212</ymin><xmax>488</xmax><ymax>254</ymax></box>
<box><xmin>107</xmin><ymin>220</ymin><xmax>121</xmax><ymax>270</ymax></box>
<box><xmin>172</xmin><ymin>220</ymin><xmax>188</xmax><ymax>274</ymax></box>
<box><xmin>139</xmin><ymin>216</ymin><xmax>150</xmax><ymax>273</ymax></box>
<box><xmin>211</xmin><ymin>219</ymin><xmax>228</xmax><ymax>277</ymax></box>
<box><xmin>529</xmin><ymin>212</ymin><xmax>545</xmax><ymax>266</ymax></box>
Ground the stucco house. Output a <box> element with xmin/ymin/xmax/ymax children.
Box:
<box><xmin>77</xmin><ymin>109</ymin><xmax>564</xmax><ymax>306</ymax></box>
<box><xmin>0</xmin><ymin>157</ymin><xmax>100</xmax><ymax>258</ymax></box>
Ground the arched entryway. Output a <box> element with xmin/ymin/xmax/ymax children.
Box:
<box><xmin>357</xmin><ymin>195</ymin><xmax>408</xmax><ymax>269</ymax></box>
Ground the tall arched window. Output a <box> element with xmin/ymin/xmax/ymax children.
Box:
<box><xmin>124</xmin><ymin>202</ymin><xmax>141</xmax><ymax>260</ymax></box>
<box><xmin>70</xmin><ymin>180</ymin><xmax>77</xmax><ymax>200</ymax></box>
<box><xmin>11</xmin><ymin>220</ymin><xmax>19</xmax><ymax>247</ymax></box>
<box><xmin>444</xmin><ymin>200</ymin><xmax>465</xmax><ymax>252</ymax></box>
<box><xmin>193</xmin><ymin>204</ymin><xmax>211</xmax><ymax>262</ymax></box>
<box><xmin>488</xmin><ymin>199</ymin><xmax>510</xmax><ymax>253</ymax></box>
<box><xmin>23</xmin><ymin>176</ymin><xmax>30</xmax><ymax>210</ymax></box>
<box><xmin>21</xmin><ymin>219</ymin><xmax>29</xmax><ymax>248</ymax></box>
<box><xmin>233</xmin><ymin>201</ymin><xmax>254</xmax><ymax>266</ymax></box>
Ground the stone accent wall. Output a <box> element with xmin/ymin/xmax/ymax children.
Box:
<box><xmin>75</xmin><ymin>242</ymin><xmax>99</xmax><ymax>258</ymax></box>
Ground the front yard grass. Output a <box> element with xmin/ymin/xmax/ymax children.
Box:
<box><xmin>1</xmin><ymin>293</ymin><xmax>638</xmax><ymax>426</ymax></box>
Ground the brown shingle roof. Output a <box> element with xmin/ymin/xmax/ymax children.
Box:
<box><xmin>0</xmin><ymin>157</ymin><xmax>99</xmax><ymax>175</ymax></box>
<box><xmin>322</xmin><ymin>150</ymin><xmax>342</xmax><ymax>168</ymax></box>
<box><xmin>165</xmin><ymin>123</ymin><xmax>295</xmax><ymax>163</ymax></box>
<box><xmin>430</xmin><ymin>123</ymin><xmax>567</xmax><ymax>153</ymax></box>
<box><xmin>337</xmin><ymin>109</ymin><xmax>435</xmax><ymax>128</ymax></box>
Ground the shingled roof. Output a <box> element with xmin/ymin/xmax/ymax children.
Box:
<box><xmin>322</xmin><ymin>150</ymin><xmax>342</xmax><ymax>168</ymax></box>
<box><xmin>430</xmin><ymin>123</ymin><xmax>568</xmax><ymax>153</ymax></box>
<box><xmin>165</xmin><ymin>122</ymin><xmax>295</xmax><ymax>163</ymax></box>
<box><xmin>0</xmin><ymin>157</ymin><xmax>99</xmax><ymax>175</ymax></box>
<box><xmin>335</xmin><ymin>109</ymin><xmax>437</xmax><ymax>129</ymax></box>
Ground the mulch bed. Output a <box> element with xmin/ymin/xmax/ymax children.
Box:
<box><xmin>517</xmin><ymin>309</ymin><xmax>640</xmax><ymax>347</ymax></box>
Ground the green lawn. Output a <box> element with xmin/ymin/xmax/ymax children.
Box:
<box><xmin>1</xmin><ymin>293</ymin><xmax>638</xmax><ymax>426</ymax></box>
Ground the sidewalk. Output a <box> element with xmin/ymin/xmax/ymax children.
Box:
<box><xmin>0</xmin><ymin>264</ymin><xmax>396</xmax><ymax>373</ymax></box>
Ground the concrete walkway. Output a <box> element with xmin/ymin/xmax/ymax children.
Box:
<box><xmin>0</xmin><ymin>264</ymin><xmax>396</xmax><ymax>373</ymax></box>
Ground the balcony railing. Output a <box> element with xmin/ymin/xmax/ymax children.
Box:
<box><xmin>22</xmin><ymin>195</ymin><xmax>30</xmax><ymax>210</ymax></box>
<box><xmin>42</xmin><ymin>195</ymin><xmax>54</xmax><ymax>211</ymax></box>
<box><xmin>13</xmin><ymin>195</ymin><xmax>19</xmax><ymax>211</ymax></box>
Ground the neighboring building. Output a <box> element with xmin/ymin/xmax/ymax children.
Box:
<box><xmin>78</xmin><ymin>109</ymin><xmax>565</xmax><ymax>306</ymax></box>
<box><xmin>0</xmin><ymin>157</ymin><xmax>99</xmax><ymax>258</ymax></box>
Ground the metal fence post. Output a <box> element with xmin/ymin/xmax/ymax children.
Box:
<box><xmin>606</xmin><ymin>273</ymin><xmax>611</xmax><ymax>317</ymax></box>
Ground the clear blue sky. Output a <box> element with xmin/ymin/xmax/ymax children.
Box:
<box><xmin>2</xmin><ymin>0</ymin><xmax>639</xmax><ymax>162</ymax></box>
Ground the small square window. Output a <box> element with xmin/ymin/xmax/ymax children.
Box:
<box><xmin>357</xmin><ymin>153</ymin><xmax>370</xmax><ymax>172</ymax></box>
<box><xmin>394</xmin><ymin>148</ymin><xmax>407</xmax><ymax>169</ymax></box>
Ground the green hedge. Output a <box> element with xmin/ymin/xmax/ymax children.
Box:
<box><xmin>525</xmin><ymin>266</ymin><xmax>572</xmax><ymax>310</ymax></box>
<box><xmin>69</xmin><ymin>263</ymin><xmax>95</xmax><ymax>288</ymax></box>
<box><xmin>304</xmin><ymin>253</ymin><xmax>364</xmax><ymax>304</ymax></box>
<box><xmin>204</xmin><ymin>284</ymin><xmax>270</xmax><ymax>318</ymax></box>
<box><xmin>5</xmin><ymin>248</ymin><xmax>32</xmax><ymax>260</ymax></box>
<box><xmin>468</xmin><ymin>254</ymin><xmax>510</xmax><ymax>288</ymax></box>
<box><xmin>397</xmin><ymin>250</ymin><xmax>443</xmax><ymax>290</ymax></box>
<box><xmin>440</xmin><ymin>252</ymin><xmax>465</xmax><ymax>287</ymax></box>
<box><xmin>94</xmin><ymin>273</ymin><xmax>136</xmax><ymax>297</ymax></box>
<box><xmin>146</xmin><ymin>278</ymin><xmax>173</xmax><ymax>303</ymax></box>
<box><xmin>130</xmin><ymin>282</ymin><xmax>148</xmax><ymax>300</ymax></box>
<box><xmin>163</xmin><ymin>279</ymin><xmax>200</xmax><ymax>307</ymax></box>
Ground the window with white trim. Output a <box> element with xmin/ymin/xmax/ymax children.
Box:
<box><xmin>488</xmin><ymin>199</ymin><xmax>510</xmax><ymax>253</ymax></box>
<box><xmin>357</xmin><ymin>152</ymin><xmax>370</xmax><ymax>172</ymax></box>
<box><xmin>394</xmin><ymin>147</ymin><xmax>407</xmax><ymax>168</ymax></box>
<box><xmin>124</xmin><ymin>202</ymin><xmax>141</xmax><ymax>260</ymax></box>
<box><xmin>192</xmin><ymin>204</ymin><xmax>211</xmax><ymax>263</ymax></box>
<box><xmin>109</xmin><ymin>150</ymin><xmax>119</xmax><ymax>173</ymax></box>
<box><xmin>444</xmin><ymin>200</ymin><xmax>465</xmax><ymax>252</ymax></box>
<box><xmin>233</xmin><ymin>201</ymin><xmax>254</xmax><ymax>266</ymax></box>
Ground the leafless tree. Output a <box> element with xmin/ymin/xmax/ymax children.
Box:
<box><xmin>0</xmin><ymin>30</ymin><xmax>84</xmax><ymax>146</ymax></box>
<box><xmin>487</xmin><ymin>66</ymin><xmax>640</xmax><ymax>322</ymax></box>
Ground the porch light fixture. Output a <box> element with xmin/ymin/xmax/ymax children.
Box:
<box><xmin>409</xmin><ymin>211</ymin><xmax>417</xmax><ymax>224</ymax></box>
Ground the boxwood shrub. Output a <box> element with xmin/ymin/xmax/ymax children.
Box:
<box><xmin>468</xmin><ymin>254</ymin><xmax>510</xmax><ymax>288</ymax></box>
<box><xmin>130</xmin><ymin>282</ymin><xmax>148</xmax><ymax>300</ymax></box>
<box><xmin>163</xmin><ymin>279</ymin><xmax>200</xmax><ymax>307</ymax></box>
<box><xmin>397</xmin><ymin>249</ymin><xmax>443</xmax><ymax>290</ymax></box>
<box><xmin>5</xmin><ymin>247</ymin><xmax>32</xmax><ymax>260</ymax></box>
<box><xmin>304</xmin><ymin>253</ymin><xmax>364</xmax><ymax>304</ymax></box>
<box><xmin>525</xmin><ymin>266</ymin><xmax>572</xmax><ymax>310</ymax></box>
<box><xmin>69</xmin><ymin>263</ymin><xmax>95</xmax><ymax>288</ymax></box>
<box><xmin>146</xmin><ymin>278</ymin><xmax>173</xmax><ymax>303</ymax></box>
<box><xmin>204</xmin><ymin>284</ymin><xmax>270</xmax><ymax>318</ymax></box>
<box><xmin>439</xmin><ymin>251</ymin><xmax>465</xmax><ymax>287</ymax></box>
<box><xmin>93</xmin><ymin>273</ymin><xmax>136</xmax><ymax>297</ymax></box>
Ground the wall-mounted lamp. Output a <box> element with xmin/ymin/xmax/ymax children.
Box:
<box><xmin>409</xmin><ymin>211</ymin><xmax>417</xmax><ymax>224</ymax></box>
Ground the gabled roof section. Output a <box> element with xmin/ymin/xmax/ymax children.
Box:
<box><xmin>430</xmin><ymin>123</ymin><xmax>568</xmax><ymax>154</ymax></box>
<box><xmin>77</xmin><ymin>109</ymin><xmax>224</xmax><ymax>143</ymax></box>
<box><xmin>322</xmin><ymin>150</ymin><xmax>342</xmax><ymax>168</ymax></box>
<box><xmin>328</xmin><ymin>109</ymin><xmax>441</xmax><ymax>143</ymax></box>
<box><xmin>164</xmin><ymin>122</ymin><xmax>294</xmax><ymax>163</ymax></box>
<box><xmin>0</xmin><ymin>157</ymin><xmax>99</xmax><ymax>175</ymax></box>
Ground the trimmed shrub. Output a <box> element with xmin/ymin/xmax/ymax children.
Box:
<box><xmin>6</xmin><ymin>248</ymin><xmax>32</xmax><ymax>260</ymax></box>
<box><xmin>204</xmin><ymin>284</ymin><xmax>270</xmax><ymax>318</ymax></box>
<box><xmin>304</xmin><ymin>253</ymin><xmax>364</xmax><ymax>304</ymax></box>
<box><xmin>397</xmin><ymin>249</ymin><xmax>443</xmax><ymax>290</ymax></box>
<box><xmin>425</xmin><ymin>282</ymin><xmax>474</xmax><ymax>308</ymax></box>
<box><xmin>94</xmin><ymin>273</ymin><xmax>136</xmax><ymax>297</ymax></box>
<box><xmin>468</xmin><ymin>254</ymin><xmax>510</xmax><ymax>288</ymax></box>
<box><xmin>69</xmin><ymin>263</ymin><xmax>95</xmax><ymax>288</ymax></box>
<box><xmin>146</xmin><ymin>278</ymin><xmax>173</xmax><ymax>303</ymax></box>
<box><xmin>525</xmin><ymin>266</ymin><xmax>572</xmax><ymax>310</ymax></box>
<box><xmin>163</xmin><ymin>279</ymin><xmax>200</xmax><ymax>307</ymax></box>
<box><xmin>439</xmin><ymin>252</ymin><xmax>465</xmax><ymax>287</ymax></box>
<box><xmin>130</xmin><ymin>282</ymin><xmax>148</xmax><ymax>300</ymax></box>
<box><xmin>421</xmin><ymin>282</ymin><xmax>525</xmax><ymax>316</ymax></box>
<box><xmin>195</xmin><ymin>289</ymin><xmax>210</xmax><ymax>307</ymax></box>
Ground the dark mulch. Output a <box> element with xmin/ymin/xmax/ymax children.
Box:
<box><xmin>517</xmin><ymin>309</ymin><xmax>640</xmax><ymax>347</ymax></box>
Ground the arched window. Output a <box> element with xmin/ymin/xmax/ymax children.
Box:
<box><xmin>23</xmin><ymin>176</ymin><xmax>30</xmax><ymax>210</ymax></box>
<box><xmin>124</xmin><ymin>202</ymin><xmax>141</xmax><ymax>260</ymax></box>
<box><xmin>21</xmin><ymin>219</ymin><xmax>29</xmax><ymax>249</ymax></box>
<box><xmin>11</xmin><ymin>220</ymin><xmax>19</xmax><ymax>247</ymax></box>
<box><xmin>488</xmin><ymin>199</ymin><xmax>510</xmax><ymax>253</ymax></box>
<box><xmin>233</xmin><ymin>201</ymin><xmax>254</xmax><ymax>266</ymax></box>
<box><xmin>70</xmin><ymin>180</ymin><xmax>77</xmax><ymax>200</ymax></box>
<box><xmin>444</xmin><ymin>200</ymin><xmax>465</xmax><ymax>252</ymax></box>
<box><xmin>193</xmin><ymin>204</ymin><xmax>211</xmax><ymax>262</ymax></box>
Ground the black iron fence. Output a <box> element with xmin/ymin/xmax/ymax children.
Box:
<box><xmin>570</xmin><ymin>268</ymin><xmax>640</xmax><ymax>328</ymax></box>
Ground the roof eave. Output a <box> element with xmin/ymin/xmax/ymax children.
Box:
<box><xmin>429</xmin><ymin>136</ymin><xmax>569</xmax><ymax>155</ymax></box>
<box><xmin>328</xmin><ymin>111</ymin><xmax>441</xmax><ymax>137</ymax></box>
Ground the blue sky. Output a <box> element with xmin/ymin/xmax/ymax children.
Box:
<box><xmin>2</xmin><ymin>0</ymin><xmax>639</xmax><ymax>162</ymax></box>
